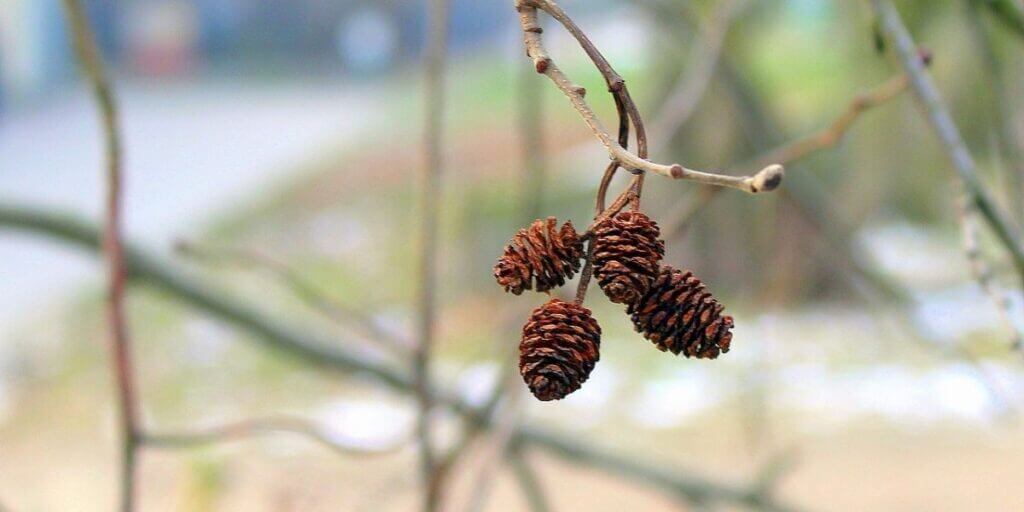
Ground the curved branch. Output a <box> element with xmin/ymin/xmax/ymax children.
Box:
<box><xmin>659</xmin><ymin>65</ymin><xmax>923</xmax><ymax>241</ymax></box>
<box><xmin>0</xmin><ymin>203</ymin><xmax>801</xmax><ymax>512</ymax></box>
<box><xmin>516</xmin><ymin>0</ymin><xmax>783</xmax><ymax>193</ymax></box>
<box><xmin>871</xmin><ymin>0</ymin><xmax>1024</xmax><ymax>289</ymax></box>
<box><xmin>175</xmin><ymin>241</ymin><xmax>411</xmax><ymax>356</ymax></box>
<box><xmin>143</xmin><ymin>415</ymin><xmax>406</xmax><ymax>458</ymax></box>
<box><xmin>60</xmin><ymin>2</ymin><xmax>140</xmax><ymax>510</ymax></box>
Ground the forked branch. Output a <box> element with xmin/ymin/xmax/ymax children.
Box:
<box><xmin>871</xmin><ymin>0</ymin><xmax>1024</xmax><ymax>289</ymax></box>
<box><xmin>60</xmin><ymin>2</ymin><xmax>140</xmax><ymax>510</ymax></box>
<box><xmin>515</xmin><ymin>0</ymin><xmax>784</xmax><ymax>193</ymax></box>
<box><xmin>660</xmin><ymin>62</ymin><xmax>926</xmax><ymax>240</ymax></box>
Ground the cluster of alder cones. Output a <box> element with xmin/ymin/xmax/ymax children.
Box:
<box><xmin>494</xmin><ymin>212</ymin><xmax>734</xmax><ymax>401</ymax></box>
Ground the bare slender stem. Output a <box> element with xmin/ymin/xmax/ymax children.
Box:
<box><xmin>648</xmin><ymin>0</ymin><xmax>744</xmax><ymax>150</ymax></box>
<box><xmin>175</xmin><ymin>241</ymin><xmax>411</xmax><ymax>356</ymax></box>
<box><xmin>871</xmin><ymin>0</ymin><xmax>1024</xmax><ymax>290</ymax></box>
<box><xmin>0</xmin><ymin>205</ymin><xmax>803</xmax><ymax>512</ymax></box>
<box><xmin>576</xmin><ymin>78</ymin><xmax>632</xmax><ymax>305</ymax></box>
<box><xmin>515</xmin><ymin>0</ymin><xmax>783</xmax><ymax>193</ymax></box>
<box><xmin>510</xmin><ymin>451</ymin><xmax>553</xmax><ymax>512</ymax></box>
<box><xmin>462</xmin><ymin>405</ymin><xmax>526</xmax><ymax>512</ymax></box>
<box><xmin>965</xmin><ymin>2</ymin><xmax>1024</xmax><ymax>223</ymax></box>
<box><xmin>417</xmin><ymin>0</ymin><xmax>450</xmax><ymax>509</ymax></box>
<box><xmin>955</xmin><ymin>191</ymin><xmax>1024</xmax><ymax>354</ymax></box>
<box><xmin>60</xmin><ymin>2</ymin><xmax>139</xmax><ymax>510</ymax></box>
<box><xmin>520</xmin><ymin>59</ymin><xmax>548</xmax><ymax>223</ymax></box>
<box><xmin>433</xmin><ymin>60</ymin><xmax>557</xmax><ymax>505</ymax></box>
<box><xmin>660</xmin><ymin>68</ymin><xmax>917</xmax><ymax>241</ymax></box>
<box><xmin>143</xmin><ymin>416</ymin><xmax>405</xmax><ymax>458</ymax></box>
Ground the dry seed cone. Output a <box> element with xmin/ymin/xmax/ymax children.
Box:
<box><xmin>519</xmin><ymin>299</ymin><xmax>601</xmax><ymax>401</ymax></box>
<box><xmin>627</xmin><ymin>266</ymin><xmax>734</xmax><ymax>359</ymax></box>
<box><xmin>494</xmin><ymin>217</ymin><xmax>583</xmax><ymax>295</ymax></box>
<box><xmin>592</xmin><ymin>211</ymin><xmax>665</xmax><ymax>305</ymax></box>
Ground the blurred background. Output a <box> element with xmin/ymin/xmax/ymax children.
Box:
<box><xmin>2</xmin><ymin>0</ymin><xmax>1024</xmax><ymax>510</ymax></box>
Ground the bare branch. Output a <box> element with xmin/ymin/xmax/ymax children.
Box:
<box><xmin>871</xmin><ymin>0</ymin><xmax>1024</xmax><ymax>289</ymax></box>
<box><xmin>965</xmin><ymin>2</ymin><xmax>1024</xmax><ymax>222</ymax></box>
<box><xmin>417</xmin><ymin>0</ymin><xmax>450</xmax><ymax>509</ymax></box>
<box><xmin>515</xmin><ymin>0</ymin><xmax>783</xmax><ymax>193</ymax></box>
<box><xmin>143</xmin><ymin>415</ymin><xmax>406</xmax><ymax>458</ymax></box>
<box><xmin>660</xmin><ymin>67</ymin><xmax>918</xmax><ymax>241</ymax></box>
<box><xmin>648</xmin><ymin>0</ymin><xmax>746</xmax><ymax>150</ymax></box>
<box><xmin>509</xmin><ymin>450</ymin><xmax>553</xmax><ymax>512</ymax></box>
<box><xmin>175</xmin><ymin>241</ymin><xmax>411</xmax><ymax>356</ymax></box>
<box><xmin>0</xmin><ymin>205</ymin><xmax>803</xmax><ymax>512</ymax></box>
<box><xmin>461</xmin><ymin>399</ymin><xmax>525</xmax><ymax>512</ymax></box>
<box><xmin>60</xmin><ymin>2</ymin><xmax>140</xmax><ymax>510</ymax></box>
<box><xmin>955</xmin><ymin>192</ymin><xmax>1024</xmax><ymax>354</ymax></box>
<box><xmin>747</xmin><ymin>73</ymin><xmax>913</xmax><ymax>173</ymax></box>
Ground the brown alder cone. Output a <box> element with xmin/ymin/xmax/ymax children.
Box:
<box><xmin>627</xmin><ymin>266</ymin><xmax>734</xmax><ymax>359</ymax></box>
<box><xmin>592</xmin><ymin>211</ymin><xmax>665</xmax><ymax>305</ymax></box>
<box><xmin>494</xmin><ymin>217</ymin><xmax>584</xmax><ymax>295</ymax></box>
<box><xmin>519</xmin><ymin>299</ymin><xmax>601</xmax><ymax>401</ymax></box>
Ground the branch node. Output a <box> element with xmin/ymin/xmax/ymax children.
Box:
<box><xmin>534</xmin><ymin>57</ymin><xmax>551</xmax><ymax>74</ymax></box>
<box><xmin>917</xmin><ymin>47</ymin><xmax>933</xmax><ymax>67</ymax></box>
<box><xmin>750</xmin><ymin>164</ymin><xmax>785</xmax><ymax>193</ymax></box>
<box><xmin>670</xmin><ymin>164</ymin><xmax>685</xmax><ymax>178</ymax></box>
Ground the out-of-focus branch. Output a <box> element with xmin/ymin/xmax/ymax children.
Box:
<box><xmin>974</xmin><ymin>0</ymin><xmax>1024</xmax><ymax>39</ymax></box>
<box><xmin>648</xmin><ymin>0</ymin><xmax>745</xmax><ymax>150</ymax></box>
<box><xmin>59</xmin><ymin>2</ymin><xmax>140</xmax><ymax>511</ymax></box>
<box><xmin>509</xmin><ymin>451</ymin><xmax>553</xmax><ymax>512</ymax></box>
<box><xmin>417</xmin><ymin>0</ymin><xmax>450</xmax><ymax>509</ymax></box>
<box><xmin>871</xmin><ymin>0</ymin><xmax>1024</xmax><ymax>290</ymax></box>
<box><xmin>143</xmin><ymin>415</ymin><xmax>406</xmax><ymax>458</ymax></box>
<box><xmin>461</xmin><ymin>402</ymin><xmax>525</xmax><ymax>512</ymax></box>
<box><xmin>955</xmin><ymin>193</ymin><xmax>1024</xmax><ymax>353</ymax></box>
<box><xmin>174</xmin><ymin>241</ymin><xmax>411</xmax><ymax>356</ymax></box>
<box><xmin>515</xmin><ymin>0</ymin><xmax>784</xmax><ymax>193</ymax></box>
<box><xmin>660</xmin><ymin>68</ymin><xmax>918</xmax><ymax>240</ymax></box>
<box><xmin>460</xmin><ymin>57</ymin><xmax>559</xmax><ymax>503</ymax></box>
<box><xmin>712</xmin><ymin>54</ymin><xmax>1019</xmax><ymax>416</ymax></box>
<box><xmin>965</xmin><ymin>2</ymin><xmax>1024</xmax><ymax>222</ymax></box>
<box><xmin>0</xmin><ymin>204</ymin><xmax>802</xmax><ymax>512</ymax></box>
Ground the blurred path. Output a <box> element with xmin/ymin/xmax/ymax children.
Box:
<box><xmin>0</xmin><ymin>80</ymin><xmax>384</xmax><ymax>328</ymax></box>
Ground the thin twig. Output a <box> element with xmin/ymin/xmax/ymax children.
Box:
<box><xmin>509</xmin><ymin>450</ymin><xmax>553</xmax><ymax>512</ymax></box>
<box><xmin>143</xmin><ymin>415</ymin><xmax>406</xmax><ymax>458</ymax></box>
<box><xmin>461</xmin><ymin>403</ymin><xmax>526</xmax><ymax>512</ymax></box>
<box><xmin>175</xmin><ymin>241</ymin><xmax>411</xmax><ymax>356</ymax></box>
<box><xmin>710</xmin><ymin>53</ymin><xmax>1019</xmax><ymax>416</ymax></box>
<box><xmin>659</xmin><ymin>68</ymin><xmax>916</xmax><ymax>240</ymax></box>
<box><xmin>441</xmin><ymin>63</ymin><xmax>558</xmax><ymax>508</ymax></box>
<box><xmin>60</xmin><ymin>2</ymin><xmax>140</xmax><ymax>510</ymax></box>
<box><xmin>417</xmin><ymin>0</ymin><xmax>450</xmax><ymax>509</ymax></box>
<box><xmin>955</xmin><ymin>191</ymin><xmax>1024</xmax><ymax>353</ymax></box>
<box><xmin>520</xmin><ymin>57</ymin><xmax>548</xmax><ymax>223</ymax></box>
<box><xmin>648</xmin><ymin>0</ymin><xmax>745</xmax><ymax>150</ymax></box>
<box><xmin>515</xmin><ymin>0</ymin><xmax>784</xmax><ymax>193</ymax></box>
<box><xmin>0</xmin><ymin>205</ymin><xmax>803</xmax><ymax>512</ymax></box>
<box><xmin>871</xmin><ymin>0</ymin><xmax>1024</xmax><ymax>290</ymax></box>
<box><xmin>965</xmin><ymin>2</ymin><xmax>1024</xmax><ymax>222</ymax></box>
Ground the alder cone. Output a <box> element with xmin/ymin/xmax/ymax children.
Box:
<box><xmin>628</xmin><ymin>266</ymin><xmax>734</xmax><ymax>359</ymax></box>
<box><xmin>519</xmin><ymin>299</ymin><xmax>601</xmax><ymax>401</ymax></box>
<box><xmin>494</xmin><ymin>217</ymin><xmax>583</xmax><ymax>295</ymax></box>
<box><xmin>592</xmin><ymin>211</ymin><xmax>665</xmax><ymax>305</ymax></box>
